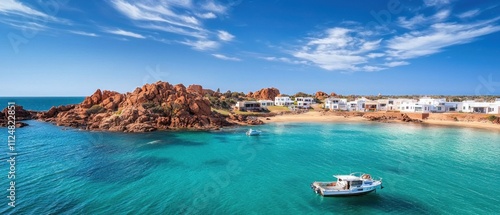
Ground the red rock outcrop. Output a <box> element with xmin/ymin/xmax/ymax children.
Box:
<box><xmin>315</xmin><ymin>91</ymin><xmax>328</xmax><ymax>100</ymax></box>
<box><xmin>250</xmin><ymin>87</ymin><xmax>280</xmax><ymax>100</ymax></box>
<box><xmin>38</xmin><ymin>81</ymin><xmax>234</xmax><ymax>132</ymax></box>
<box><xmin>330</xmin><ymin>92</ymin><xmax>338</xmax><ymax>97</ymax></box>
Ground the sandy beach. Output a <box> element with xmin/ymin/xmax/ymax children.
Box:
<box><xmin>261</xmin><ymin>111</ymin><xmax>500</xmax><ymax>131</ymax></box>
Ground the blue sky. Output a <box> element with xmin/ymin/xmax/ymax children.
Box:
<box><xmin>1</xmin><ymin>0</ymin><xmax>500</xmax><ymax>96</ymax></box>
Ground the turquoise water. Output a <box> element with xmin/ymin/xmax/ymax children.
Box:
<box><xmin>1</xmin><ymin>121</ymin><xmax>499</xmax><ymax>214</ymax></box>
<box><xmin>1</xmin><ymin>98</ymin><xmax>500</xmax><ymax>214</ymax></box>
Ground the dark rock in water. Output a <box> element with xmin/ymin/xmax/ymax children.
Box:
<box><xmin>0</xmin><ymin>105</ymin><xmax>35</xmax><ymax>128</ymax></box>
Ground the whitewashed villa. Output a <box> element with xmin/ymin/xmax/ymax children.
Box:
<box><xmin>295</xmin><ymin>97</ymin><xmax>315</xmax><ymax>108</ymax></box>
<box><xmin>274</xmin><ymin>96</ymin><xmax>294</xmax><ymax>106</ymax></box>
<box><xmin>258</xmin><ymin>100</ymin><xmax>274</xmax><ymax>109</ymax></box>
<box><xmin>324</xmin><ymin>98</ymin><xmax>348</xmax><ymax>111</ymax></box>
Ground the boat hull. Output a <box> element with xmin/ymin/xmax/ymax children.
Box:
<box><xmin>311</xmin><ymin>181</ymin><xmax>382</xmax><ymax>197</ymax></box>
<box><xmin>320</xmin><ymin>189</ymin><xmax>376</xmax><ymax>197</ymax></box>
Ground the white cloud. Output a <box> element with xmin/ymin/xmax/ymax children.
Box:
<box><xmin>106</xmin><ymin>29</ymin><xmax>145</xmax><ymax>39</ymax></box>
<box><xmin>70</xmin><ymin>30</ymin><xmax>98</xmax><ymax>37</ymax></box>
<box><xmin>109</xmin><ymin>0</ymin><xmax>236</xmax><ymax>51</ymax></box>
<box><xmin>423</xmin><ymin>0</ymin><xmax>450</xmax><ymax>7</ymax></box>
<box><xmin>384</xmin><ymin>61</ymin><xmax>409</xmax><ymax>67</ymax></box>
<box><xmin>292</xmin><ymin>27</ymin><xmax>381</xmax><ymax>71</ymax></box>
<box><xmin>285</xmin><ymin>9</ymin><xmax>500</xmax><ymax>72</ymax></box>
<box><xmin>202</xmin><ymin>1</ymin><xmax>227</xmax><ymax>14</ymax></box>
<box><xmin>261</xmin><ymin>57</ymin><xmax>307</xmax><ymax>65</ymax></box>
<box><xmin>367</xmin><ymin>53</ymin><xmax>385</xmax><ymax>58</ymax></box>
<box><xmin>362</xmin><ymin>66</ymin><xmax>385</xmax><ymax>72</ymax></box>
<box><xmin>387</xmin><ymin>19</ymin><xmax>500</xmax><ymax>59</ymax></box>
<box><xmin>217</xmin><ymin>30</ymin><xmax>234</xmax><ymax>41</ymax></box>
<box><xmin>181</xmin><ymin>40</ymin><xmax>219</xmax><ymax>50</ymax></box>
<box><xmin>0</xmin><ymin>0</ymin><xmax>48</xmax><ymax>18</ymax></box>
<box><xmin>458</xmin><ymin>9</ymin><xmax>480</xmax><ymax>19</ymax></box>
<box><xmin>212</xmin><ymin>54</ymin><xmax>241</xmax><ymax>61</ymax></box>
<box><xmin>434</xmin><ymin>10</ymin><xmax>450</xmax><ymax>20</ymax></box>
<box><xmin>398</xmin><ymin>10</ymin><xmax>450</xmax><ymax>29</ymax></box>
<box><xmin>196</xmin><ymin>12</ymin><xmax>216</xmax><ymax>19</ymax></box>
<box><xmin>143</xmin><ymin>24</ymin><xmax>206</xmax><ymax>39</ymax></box>
<box><xmin>111</xmin><ymin>0</ymin><xmax>201</xmax><ymax>30</ymax></box>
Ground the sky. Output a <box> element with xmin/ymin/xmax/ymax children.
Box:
<box><xmin>1</xmin><ymin>0</ymin><xmax>500</xmax><ymax>96</ymax></box>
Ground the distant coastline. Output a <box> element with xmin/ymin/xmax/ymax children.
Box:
<box><xmin>1</xmin><ymin>82</ymin><xmax>499</xmax><ymax>132</ymax></box>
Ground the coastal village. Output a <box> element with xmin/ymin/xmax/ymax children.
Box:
<box><xmin>235</xmin><ymin>96</ymin><xmax>500</xmax><ymax>114</ymax></box>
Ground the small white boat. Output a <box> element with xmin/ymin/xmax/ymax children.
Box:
<box><xmin>246</xmin><ymin>129</ymin><xmax>261</xmax><ymax>136</ymax></box>
<box><xmin>311</xmin><ymin>172</ymin><xmax>383</xmax><ymax>196</ymax></box>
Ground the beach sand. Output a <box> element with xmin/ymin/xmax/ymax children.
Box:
<box><xmin>260</xmin><ymin>111</ymin><xmax>500</xmax><ymax>131</ymax></box>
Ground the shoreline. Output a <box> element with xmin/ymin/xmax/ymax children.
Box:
<box><xmin>259</xmin><ymin>111</ymin><xmax>500</xmax><ymax>131</ymax></box>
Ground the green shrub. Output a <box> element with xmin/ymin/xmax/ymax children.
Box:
<box><xmin>487</xmin><ymin>115</ymin><xmax>498</xmax><ymax>122</ymax></box>
<box><xmin>142</xmin><ymin>102</ymin><xmax>156</xmax><ymax>109</ymax></box>
<box><xmin>86</xmin><ymin>105</ymin><xmax>105</xmax><ymax>115</ymax></box>
<box><xmin>150</xmin><ymin>106</ymin><xmax>165</xmax><ymax>114</ymax></box>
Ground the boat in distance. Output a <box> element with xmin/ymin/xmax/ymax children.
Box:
<box><xmin>311</xmin><ymin>172</ymin><xmax>383</xmax><ymax>196</ymax></box>
<box><xmin>246</xmin><ymin>129</ymin><xmax>262</xmax><ymax>136</ymax></box>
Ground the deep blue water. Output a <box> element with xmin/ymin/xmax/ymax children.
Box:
<box><xmin>0</xmin><ymin>97</ymin><xmax>84</xmax><ymax>111</ymax></box>
<box><xmin>0</xmin><ymin>98</ymin><xmax>499</xmax><ymax>214</ymax></box>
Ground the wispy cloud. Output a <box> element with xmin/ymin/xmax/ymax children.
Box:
<box><xmin>0</xmin><ymin>0</ymin><xmax>48</xmax><ymax>18</ymax></box>
<box><xmin>196</xmin><ymin>12</ymin><xmax>216</xmax><ymax>19</ymax></box>
<box><xmin>217</xmin><ymin>30</ymin><xmax>234</xmax><ymax>41</ymax></box>
<box><xmin>202</xmin><ymin>1</ymin><xmax>227</xmax><ymax>14</ymax></box>
<box><xmin>286</xmin><ymin>9</ymin><xmax>500</xmax><ymax>72</ymax></box>
<box><xmin>292</xmin><ymin>27</ymin><xmax>380</xmax><ymax>71</ymax></box>
<box><xmin>261</xmin><ymin>56</ymin><xmax>307</xmax><ymax>65</ymax></box>
<box><xmin>423</xmin><ymin>0</ymin><xmax>450</xmax><ymax>7</ymax></box>
<box><xmin>106</xmin><ymin>29</ymin><xmax>145</xmax><ymax>39</ymax></box>
<box><xmin>181</xmin><ymin>39</ymin><xmax>219</xmax><ymax>50</ymax></box>
<box><xmin>69</xmin><ymin>30</ymin><xmax>98</xmax><ymax>37</ymax></box>
<box><xmin>398</xmin><ymin>9</ymin><xmax>450</xmax><ymax>29</ymax></box>
<box><xmin>387</xmin><ymin>18</ymin><xmax>500</xmax><ymax>59</ymax></box>
<box><xmin>212</xmin><ymin>54</ymin><xmax>241</xmax><ymax>61</ymax></box>
<box><xmin>458</xmin><ymin>9</ymin><xmax>480</xmax><ymax>19</ymax></box>
<box><xmin>109</xmin><ymin>0</ymin><xmax>235</xmax><ymax>51</ymax></box>
<box><xmin>384</xmin><ymin>61</ymin><xmax>410</xmax><ymax>67</ymax></box>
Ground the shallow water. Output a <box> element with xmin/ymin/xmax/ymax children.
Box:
<box><xmin>1</xmin><ymin>120</ymin><xmax>499</xmax><ymax>214</ymax></box>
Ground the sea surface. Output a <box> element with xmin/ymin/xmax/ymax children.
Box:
<box><xmin>0</xmin><ymin>98</ymin><xmax>499</xmax><ymax>214</ymax></box>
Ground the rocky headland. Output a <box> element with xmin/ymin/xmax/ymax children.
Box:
<box><xmin>35</xmin><ymin>81</ymin><xmax>247</xmax><ymax>132</ymax></box>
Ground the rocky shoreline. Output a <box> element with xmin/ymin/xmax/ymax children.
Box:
<box><xmin>2</xmin><ymin>81</ymin><xmax>263</xmax><ymax>132</ymax></box>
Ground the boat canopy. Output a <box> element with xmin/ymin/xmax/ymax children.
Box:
<box><xmin>334</xmin><ymin>175</ymin><xmax>361</xmax><ymax>181</ymax></box>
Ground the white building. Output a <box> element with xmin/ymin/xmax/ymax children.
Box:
<box><xmin>385</xmin><ymin>99</ymin><xmax>399</xmax><ymax>111</ymax></box>
<box><xmin>234</xmin><ymin>101</ymin><xmax>261</xmax><ymax>111</ymax></box>
<box><xmin>462</xmin><ymin>100</ymin><xmax>500</xmax><ymax>114</ymax></box>
<box><xmin>295</xmin><ymin>97</ymin><xmax>314</xmax><ymax>108</ymax></box>
<box><xmin>274</xmin><ymin>96</ymin><xmax>294</xmax><ymax>106</ymax></box>
<box><xmin>397</xmin><ymin>99</ymin><xmax>418</xmax><ymax>112</ymax></box>
<box><xmin>347</xmin><ymin>97</ymin><xmax>367</xmax><ymax>112</ymax></box>
<box><xmin>258</xmin><ymin>100</ymin><xmax>274</xmax><ymax>109</ymax></box>
<box><xmin>324</xmin><ymin>98</ymin><xmax>347</xmax><ymax>111</ymax></box>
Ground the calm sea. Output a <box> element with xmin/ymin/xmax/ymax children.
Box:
<box><xmin>0</xmin><ymin>98</ymin><xmax>499</xmax><ymax>214</ymax></box>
